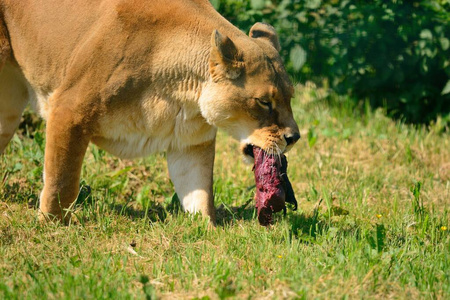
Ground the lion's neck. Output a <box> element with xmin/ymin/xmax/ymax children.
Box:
<box><xmin>167</xmin><ymin>46</ymin><xmax>210</xmax><ymax>105</ymax></box>
<box><xmin>155</xmin><ymin>7</ymin><xmax>245</xmax><ymax>105</ymax></box>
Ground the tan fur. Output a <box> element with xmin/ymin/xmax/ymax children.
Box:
<box><xmin>0</xmin><ymin>15</ymin><xmax>10</xmax><ymax>69</ymax></box>
<box><xmin>0</xmin><ymin>0</ymin><xmax>299</xmax><ymax>224</ymax></box>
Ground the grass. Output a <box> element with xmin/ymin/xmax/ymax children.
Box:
<box><xmin>1</xmin><ymin>85</ymin><xmax>449</xmax><ymax>299</ymax></box>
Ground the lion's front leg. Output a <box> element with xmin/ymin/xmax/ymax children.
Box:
<box><xmin>167</xmin><ymin>140</ymin><xmax>216</xmax><ymax>224</ymax></box>
<box><xmin>39</xmin><ymin>104</ymin><xmax>91</xmax><ymax>224</ymax></box>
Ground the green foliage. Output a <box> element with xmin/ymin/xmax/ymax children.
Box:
<box><xmin>366</xmin><ymin>224</ymin><xmax>386</xmax><ymax>253</ymax></box>
<box><xmin>411</xmin><ymin>180</ymin><xmax>425</xmax><ymax>221</ymax></box>
<box><xmin>307</xmin><ymin>125</ymin><xmax>318</xmax><ymax>148</ymax></box>
<box><xmin>212</xmin><ymin>0</ymin><xmax>450</xmax><ymax>123</ymax></box>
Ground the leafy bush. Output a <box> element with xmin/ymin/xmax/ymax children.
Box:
<box><xmin>211</xmin><ymin>0</ymin><xmax>450</xmax><ymax>124</ymax></box>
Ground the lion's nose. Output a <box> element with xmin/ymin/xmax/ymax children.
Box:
<box><xmin>284</xmin><ymin>132</ymin><xmax>301</xmax><ymax>146</ymax></box>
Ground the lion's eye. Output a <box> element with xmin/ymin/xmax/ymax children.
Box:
<box><xmin>256</xmin><ymin>98</ymin><xmax>273</xmax><ymax>114</ymax></box>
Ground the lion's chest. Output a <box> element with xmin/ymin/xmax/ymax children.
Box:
<box><xmin>91</xmin><ymin>96</ymin><xmax>216</xmax><ymax>158</ymax></box>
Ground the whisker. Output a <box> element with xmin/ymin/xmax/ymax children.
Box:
<box><xmin>270</xmin><ymin>142</ymin><xmax>281</xmax><ymax>165</ymax></box>
<box><xmin>274</xmin><ymin>143</ymin><xmax>282</xmax><ymax>163</ymax></box>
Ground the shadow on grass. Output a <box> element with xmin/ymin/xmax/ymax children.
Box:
<box><xmin>75</xmin><ymin>185</ymin><xmax>325</xmax><ymax>236</ymax></box>
<box><xmin>113</xmin><ymin>202</ymin><xmax>168</xmax><ymax>223</ymax></box>
<box><xmin>215</xmin><ymin>199</ymin><xmax>256</xmax><ymax>226</ymax></box>
<box><xmin>1</xmin><ymin>177</ymin><xmax>40</xmax><ymax>208</ymax></box>
<box><xmin>77</xmin><ymin>188</ymin><xmax>170</xmax><ymax>223</ymax></box>
<box><xmin>70</xmin><ymin>185</ymin><xmax>165</xmax><ymax>223</ymax></box>
<box><xmin>214</xmin><ymin>198</ymin><xmax>332</xmax><ymax>240</ymax></box>
<box><xmin>286</xmin><ymin>212</ymin><xmax>327</xmax><ymax>242</ymax></box>
<box><xmin>73</xmin><ymin>185</ymin><xmax>356</xmax><ymax>242</ymax></box>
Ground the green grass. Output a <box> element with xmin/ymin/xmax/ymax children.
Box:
<box><xmin>1</xmin><ymin>85</ymin><xmax>449</xmax><ymax>299</ymax></box>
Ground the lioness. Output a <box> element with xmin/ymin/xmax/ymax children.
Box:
<box><xmin>0</xmin><ymin>0</ymin><xmax>300</xmax><ymax>224</ymax></box>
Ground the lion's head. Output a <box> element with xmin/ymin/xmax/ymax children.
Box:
<box><xmin>199</xmin><ymin>22</ymin><xmax>300</xmax><ymax>161</ymax></box>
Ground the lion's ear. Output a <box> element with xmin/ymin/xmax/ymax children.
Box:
<box><xmin>249</xmin><ymin>22</ymin><xmax>280</xmax><ymax>52</ymax></box>
<box><xmin>209</xmin><ymin>30</ymin><xmax>243</xmax><ymax>81</ymax></box>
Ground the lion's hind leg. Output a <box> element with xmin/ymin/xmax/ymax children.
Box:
<box><xmin>0</xmin><ymin>14</ymin><xmax>10</xmax><ymax>72</ymax></box>
<box><xmin>0</xmin><ymin>63</ymin><xmax>28</xmax><ymax>154</ymax></box>
<box><xmin>0</xmin><ymin>17</ymin><xmax>28</xmax><ymax>154</ymax></box>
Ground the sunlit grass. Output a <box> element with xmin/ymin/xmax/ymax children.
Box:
<box><xmin>1</xmin><ymin>85</ymin><xmax>449</xmax><ymax>299</ymax></box>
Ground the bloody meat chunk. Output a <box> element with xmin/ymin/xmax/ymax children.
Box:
<box><xmin>253</xmin><ymin>147</ymin><xmax>297</xmax><ymax>226</ymax></box>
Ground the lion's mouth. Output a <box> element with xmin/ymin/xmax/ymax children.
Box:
<box><xmin>242</xmin><ymin>142</ymin><xmax>285</xmax><ymax>161</ymax></box>
<box><xmin>243</xmin><ymin>143</ymin><xmax>255</xmax><ymax>159</ymax></box>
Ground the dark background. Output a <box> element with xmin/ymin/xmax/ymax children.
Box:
<box><xmin>211</xmin><ymin>0</ymin><xmax>450</xmax><ymax>124</ymax></box>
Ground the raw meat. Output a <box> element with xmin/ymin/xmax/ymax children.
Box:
<box><xmin>253</xmin><ymin>147</ymin><xmax>297</xmax><ymax>226</ymax></box>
